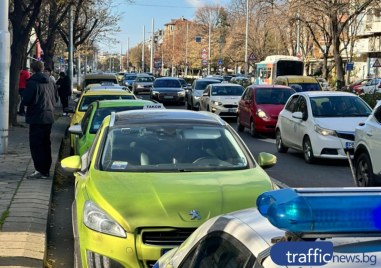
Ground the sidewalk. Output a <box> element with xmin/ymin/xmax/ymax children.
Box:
<box><xmin>0</xmin><ymin>108</ymin><xmax>70</xmax><ymax>268</ymax></box>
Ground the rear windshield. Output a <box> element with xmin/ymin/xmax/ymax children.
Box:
<box><xmin>79</xmin><ymin>95</ymin><xmax>135</xmax><ymax>111</ymax></box>
<box><xmin>255</xmin><ymin>88</ymin><xmax>295</xmax><ymax>105</ymax></box>
<box><xmin>211</xmin><ymin>86</ymin><xmax>244</xmax><ymax>96</ymax></box>
<box><xmin>195</xmin><ymin>80</ymin><xmax>220</xmax><ymax>90</ymax></box>
<box><xmin>84</xmin><ymin>78</ymin><xmax>118</xmax><ymax>87</ymax></box>
<box><xmin>136</xmin><ymin>76</ymin><xmax>155</xmax><ymax>82</ymax></box>
<box><xmin>289</xmin><ymin>83</ymin><xmax>321</xmax><ymax>92</ymax></box>
<box><xmin>124</xmin><ymin>75</ymin><xmax>137</xmax><ymax>80</ymax></box>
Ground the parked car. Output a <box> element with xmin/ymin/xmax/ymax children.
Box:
<box><xmin>316</xmin><ymin>77</ymin><xmax>330</xmax><ymax>91</ymax></box>
<box><xmin>199</xmin><ymin>83</ymin><xmax>245</xmax><ymax>117</ymax></box>
<box><xmin>274</xmin><ymin>75</ymin><xmax>322</xmax><ymax>92</ymax></box>
<box><xmin>275</xmin><ymin>91</ymin><xmax>372</xmax><ymax>163</ymax></box>
<box><xmin>151</xmin><ymin>77</ymin><xmax>186</xmax><ymax>104</ymax></box>
<box><xmin>361</xmin><ymin>78</ymin><xmax>381</xmax><ymax>94</ymax></box>
<box><xmin>156</xmin><ymin>187</ymin><xmax>381</xmax><ymax>268</ymax></box>
<box><xmin>186</xmin><ymin>78</ymin><xmax>221</xmax><ymax>110</ymax></box>
<box><xmin>230</xmin><ymin>76</ymin><xmax>251</xmax><ymax>88</ymax></box>
<box><xmin>354</xmin><ymin>100</ymin><xmax>381</xmax><ymax>186</ymax></box>
<box><xmin>69</xmin><ymin>99</ymin><xmax>162</xmax><ymax>156</ymax></box>
<box><xmin>237</xmin><ymin>85</ymin><xmax>295</xmax><ymax>136</ymax></box>
<box><xmin>343</xmin><ymin>78</ymin><xmax>371</xmax><ymax>94</ymax></box>
<box><xmin>80</xmin><ymin>73</ymin><xmax>119</xmax><ymax>91</ymax></box>
<box><xmin>61</xmin><ymin>109</ymin><xmax>276</xmax><ymax>268</ymax></box>
<box><xmin>132</xmin><ymin>73</ymin><xmax>155</xmax><ymax>94</ymax></box>
<box><xmin>67</xmin><ymin>89</ymin><xmax>136</xmax><ymax>153</ymax></box>
<box><xmin>122</xmin><ymin>73</ymin><xmax>137</xmax><ymax>89</ymax></box>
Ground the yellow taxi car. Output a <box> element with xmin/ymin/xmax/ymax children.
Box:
<box><xmin>68</xmin><ymin>89</ymin><xmax>136</xmax><ymax>152</ymax></box>
<box><xmin>61</xmin><ymin>109</ymin><xmax>277</xmax><ymax>268</ymax></box>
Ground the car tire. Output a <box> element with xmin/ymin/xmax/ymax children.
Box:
<box><xmin>303</xmin><ymin>136</ymin><xmax>315</xmax><ymax>163</ymax></box>
<box><xmin>355</xmin><ymin>152</ymin><xmax>375</xmax><ymax>187</ymax></box>
<box><xmin>250</xmin><ymin>119</ymin><xmax>257</xmax><ymax>137</ymax></box>
<box><xmin>276</xmin><ymin>129</ymin><xmax>288</xmax><ymax>153</ymax></box>
<box><xmin>186</xmin><ymin>99</ymin><xmax>191</xmax><ymax>110</ymax></box>
<box><xmin>237</xmin><ymin>115</ymin><xmax>244</xmax><ymax>132</ymax></box>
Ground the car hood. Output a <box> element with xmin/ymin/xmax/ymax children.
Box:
<box><xmin>153</xmin><ymin>87</ymin><xmax>183</xmax><ymax>92</ymax></box>
<box><xmin>256</xmin><ymin>104</ymin><xmax>284</xmax><ymax>119</ymax></box>
<box><xmin>314</xmin><ymin>117</ymin><xmax>368</xmax><ymax>132</ymax></box>
<box><xmin>86</xmin><ymin>169</ymin><xmax>272</xmax><ymax>231</ymax></box>
<box><xmin>210</xmin><ymin>96</ymin><xmax>241</xmax><ymax>104</ymax></box>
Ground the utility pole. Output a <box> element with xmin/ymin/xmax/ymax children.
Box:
<box><xmin>150</xmin><ymin>18</ymin><xmax>155</xmax><ymax>74</ymax></box>
<box><xmin>296</xmin><ymin>3</ymin><xmax>300</xmax><ymax>56</ymax></box>
<box><xmin>208</xmin><ymin>11</ymin><xmax>212</xmax><ymax>75</ymax></box>
<box><xmin>127</xmin><ymin>37</ymin><xmax>129</xmax><ymax>72</ymax></box>
<box><xmin>0</xmin><ymin>0</ymin><xmax>10</xmax><ymax>154</ymax></box>
<box><xmin>244</xmin><ymin>0</ymin><xmax>249</xmax><ymax>75</ymax></box>
<box><xmin>120</xmin><ymin>43</ymin><xmax>123</xmax><ymax>72</ymax></box>
<box><xmin>142</xmin><ymin>25</ymin><xmax>145</xmax><ymax>72</ymax></box>
<box><xmin>172</xmin><ymin>28</ymin><xmax>175</xmax><ymax>77</ymax></box>
<box><xmin>68</xmin><ymin>5</ymin><xmax>74</xmax><ymax>91</ymax></box>
<box><xmin>77</xmin><ymin>38</ymin><xmax>81</xmax><ymax>89</ymax></box>
<box><xmin>185</xmin><ymin>22</ymin><xmax>189</xmax><ymax>77</ymax></box>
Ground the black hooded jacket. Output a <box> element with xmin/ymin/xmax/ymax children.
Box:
<box><xmin>23</xmin><ymin>72</ymin><xmax>58</xmax><ymax>124</ymax></box>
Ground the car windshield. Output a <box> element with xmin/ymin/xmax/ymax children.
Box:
<box><xmin>310</xmin><ymin>96</ymin><xmax>372</xmax><ymax>117</ymax></box>
<box><xmin>79</xmin><ymin>95</ymin><xmax>135</xmax><ymax>111</ymax></box>
<box><xmin>136</xmin><ymin>76</ymin><xmax>154</xmax><ymax>82</ymax></box>
<box><xmin>100</xmin><ymin>124</ymin><xmax>249</xmax><ymax>172</ymax></box>
<box><xmin>211</xmin><ymin>86</ymin><xmax>244</xmax><ymax>96</ymax></box>
<box><xmin>84</xmin><ymin>78</ymin><xmax>117</xmax><ymax>87</ymax></box>
<box><xmin>255</xmin><ymin>88</ymin><xmax>295</xmax><ymax>105</ymax></box>
<box><xmin>154</xmin><ymin>79</ymin><xmax>181</xmax><ymax>88</ymax></box>
<box><xmin>89</xmin><ymin>106</ymin><xmax>144</xmax><ymax>134</ymax></box>
<box><xmin>289</xmin><ymin>83</ymin><xmax>321</xmax><ymax>92</ymax></box>
<box><xmin>124</xmin><ymin>75</ymin><xmax>136</xmax><ymax>80</ymax></box>
<box><xmin>195</xmin><ymin>80</ymin><xmax>220</xmax><ymax>91</ymax></box>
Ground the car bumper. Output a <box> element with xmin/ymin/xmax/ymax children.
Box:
<box><xmin>254</xmin><ymin>116</ymin><xmax>278</xmax><ymax>133</ymax></box>
<box><xmin>152</xmin><ymin>94</ymin><xmax>185</xmax><ymax>103</ymax></box>
<box><xmin>134</xmin><ymin>88</ymin><xmax>152</xmax><ymax>94</ymax></box>
<box><xmin>311</xmin><ymin>135</ymin><xmax>354</xmax><ymax>159</ymax></box>
<box><xmin>210</xmin><ymin>105</ymin><xmax>238</xmax><ymax>117</ymax></box>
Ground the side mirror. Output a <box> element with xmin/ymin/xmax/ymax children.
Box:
<box><xmin>61</xmin><ymin>155</ymin><xmax>81</xmax><ymax>173</ymax></box>
<box><xmin>257</xmin><ymin>152</ymin><xmax>277</xmax><ymax>169</ymax></box>
<box><xmin>202</xmin><ymin>92</ymin><xmax>209</xmax><ymax>96</ymax></box>
<box><xmin>68</xmin><ymin>124</ymin><xmax>83</xmax><ymax>135</ymax></box>
<box><xmin>292</xmin><ymin>111</ymin><xmax>303</xmax><ymax>119</ymax></box>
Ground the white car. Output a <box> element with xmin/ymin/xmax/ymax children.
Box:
<box><xmin>199</xmin><ymin>83</ymin><xmax>245</xmax><ymax>117</ymax></box>
<box><xmin>155</xmin><ymin>188</ymin><xmax>381</xmax><ymax>268</ymax></box>
<box><xmin>354</xmin><ymin>100</ymin><xmax>381</xmax><ymax>186</ymax></box>
<box><xmin>275</xmin><ymin>91</ymin><xmax>372</xmax><ymax>163</ymax></box>
<box><xmin>361</xmin><ymin>78</ymin><xmax>381</xmax><ymax>94</ymax></box>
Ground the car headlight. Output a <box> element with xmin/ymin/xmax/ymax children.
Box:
<box><xmin>257</xmin><ymin>109</ymin><xmax>268</xmax><ymax>119</ymax></box>
<box><xmin>137</xmin><ymin>84</ymin><xmax>144</xmax><ymax>88</ymax></box>
<box><xmin>314</xmin><ymin>124</ymin><xmax>337</xmax><ymax>136</ymax></box>
<box><xmin>177</xmin><ymin>91</ymin><xmax>185</xmax><ymax>97</ymax></box>
<box><xmin>83</xmin><ymin>201</ymin><xmax>126</xmax><ymax>238</ymax></box>
<box><xmin>213</xmin><ymin>101</ymin><xmax>223</xmax><ymax>106</ymax></box>
<box><xmin>152</xmin><ymin>90</ymin><xmax>159</xmax><ymax>95</ymax></box>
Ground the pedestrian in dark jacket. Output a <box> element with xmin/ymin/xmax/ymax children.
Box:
<box><xmin>56</xmin><ymin>72</ymin><xmax>72</xmax><ymax>116</ymax></box>
<box><xmin>23</xmin><ymin>61</ymin><xmax>58</xmax><ymax>179</ymax></box>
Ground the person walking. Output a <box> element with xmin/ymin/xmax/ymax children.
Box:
<box><xmin>17</xmin><ymin>66</ymin><xmax>31</xmax><ymax>116</ymax></box>
<box><xmin>56</xmin><ymin>72</ymin><xmax>72</xmax><ymax>116</ymax></box>
<box><xmin>23</xmin><ymin>61</ymin><xmax>58</xmax><ymax>179</ymax></box>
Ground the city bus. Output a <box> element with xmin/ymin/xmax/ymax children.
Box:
<box><xmin>255</xmin><ymin>55</ymin><xmax>304</xmax><ymax>85</ymax></box>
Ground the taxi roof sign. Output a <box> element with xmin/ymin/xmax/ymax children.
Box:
<box><xmin>143</xmin><ymin>103</ymin><xmax>165</xmax><ymax>109</ymax></box>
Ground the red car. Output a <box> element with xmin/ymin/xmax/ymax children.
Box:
<box><xmin>237</xmin><ymin>85</ymin><xmax>295</xmax><ymax>136</ymax></box>
<box><xmin>348</xmin><ymin>78</ymin><xmax>371</xmax><ymax>94</ymax></box>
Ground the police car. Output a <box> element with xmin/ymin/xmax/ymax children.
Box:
<box><xmin>155</xmin><ymin>188</ymin><xmax>381</xmax><ymax>267</ymax></box>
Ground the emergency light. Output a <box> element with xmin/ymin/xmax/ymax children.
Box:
<box><xmin>256</xmin><ymin>188</ymin><xmax>381</xmax><ymax>233</ymax></box>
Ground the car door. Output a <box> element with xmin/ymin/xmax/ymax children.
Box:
<box><xmin>278</xmin><ymin>94</ymin><xmax>300</xmax><ymax>147</ymax></box>
<box><xmin>289</xmin><ymin>96</ymin><xmax>309</xmax><ymax>149</ymax></box>
<box><xmin>178</xmin><ymin>231</ymin><xmax>255</xmax><ymax>268</ymax></box>
<box><xmin>368</xmin><ymin>105</ymin><xmax>381</xmax><ymax>174</ymax></box>
<box><xmin>75</xmin><ymin>105</ymin><xmax>93</xmax><ymax>155</ymax></box>
<box><xmin>238</xmin><ymin>87</ymin><xmax>252</xmax><ymax>127</ymax></box>
<box><xmin>199</xmin><ymin>85</ymin><xmax>211</xmax><ymax>111</ymax></box>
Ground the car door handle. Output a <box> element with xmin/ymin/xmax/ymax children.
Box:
<box><xmin>366</xmin><ymin>131</ymin><xmax>373</xmax><ymax>136</ymax></box>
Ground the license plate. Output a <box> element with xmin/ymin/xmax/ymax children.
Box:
<box><xmin>228</xmin><ymin>108</ymin><xmax>237</xmax><ymax>113</ymax></box>
<box><xmin>164</xmin><ymin>96</ymin><xmax>174</xmax><ymax>99</ymax></box>
<box><xmin>345</xmin><ymin>142</ymin><xmax>354</xmax><ymax>149</ymax></box>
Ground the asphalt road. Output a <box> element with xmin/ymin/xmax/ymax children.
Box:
<box><xmin>46</xmin><ymin>101</ymin><xmax>356</xmax><ymax>267</ymax></box>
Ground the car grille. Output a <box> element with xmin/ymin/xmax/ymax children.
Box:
<box><xmin>336</xmin><ymin>131</ymin><xmax>355</xmax><ymax>141</ymax></box>
<box><xmin>141</xmin><ymin>228</ymin><xmax>196</xmax><ymax>246</ymax></box>
<box><xmin>223</xmin><ymin>104</ymin><xmax>238</xmax><ymax>108</ymax></box>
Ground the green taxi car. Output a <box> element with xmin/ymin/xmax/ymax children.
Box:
<box><xmin>69</xmin><ymin>89</ymin><xmax>136</xmax><ymax>152</ymax></box>
<box><xmin>69</xmin><ymin>99</ymin><xmax>164</xmax><ymax>156</ymax></box>
<box><xmin>61</xmin><ymin>109</ymin><xmax>277</xmax><ymax>268</ymax></box>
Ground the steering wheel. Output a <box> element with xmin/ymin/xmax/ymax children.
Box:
<box><xmin>192</xmin><ymin>156</ymin><xmax>232</xmax><ymax>167</ymax></box>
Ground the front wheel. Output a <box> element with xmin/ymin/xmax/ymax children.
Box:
<box><xmin>250</xmin><ymin>120</ymin><xmax>257</xmax><ymax>137</ymax></box>
<box><xmin>303</xmin><ymin>137</ymin><xmax>315</xmax><ymax>163</ymax></box>
<box><xmin>355</xmin><ymin>153</ymin><xmax>375</xmax><ymax>187</ymax></box>
<box><xmin>276</xmin><ymin>129</ymin><xmax>288</xmax><ymax>153</ymax></box>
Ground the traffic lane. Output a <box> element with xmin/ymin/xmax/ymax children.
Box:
<box><xmin>225</xmin><ymin>120</ymin><xmax>355</xmax><ymax>188</ymax></box>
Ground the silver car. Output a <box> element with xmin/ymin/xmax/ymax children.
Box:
<box><xmin>186</xmin><ymin>78</ymin><xmax>221</xmax><ymax>110</ymax></box>
<box><xmin>132</xmin><ymin>74</ymin><xmax>155</xmax><ymax>95</ymax></box>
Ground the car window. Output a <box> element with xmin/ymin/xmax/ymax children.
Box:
<box><xmin>79</xmin><ymin>95</ymin><xmax>135</xmax><ymax>111</ymax></box>
<box><xmin>195</xmin><ymin>81</ymin><xmax>220</xmax><ymax>91</ymax></box>
<box><xmin>289</xmin><ymin>83</ymin><xmax>321</xmax><ymax>92</ymax></box>
<box><xmin>124</xmin><ymin>75</ymin><xmax>136</xmax><ymax>80</ymax></box>
<box><xmin>203</xmin><ymin>85</ymin><xmax>211</xmax><ymax>95</ymax></box>
<box><xmin>211</xmin><ymin>86</ymin><xmax>244</xmax><ymax>96</ymax></box>
<box><xmin>295</xmin><ymin>96</ymin><xmax>308</xmax><ymax>118</ymax></box>
<box><xmin>179</xmin><ymin>231</ymin><xmax>254</xmax><ymax>268</ymax></box>
<box><xmin>89</xmin><ymin>106</ymin><xmax>144</xmax><ymax>134</ymax></box>
<box><xmin>136</xmin><ymin>76</ymin><xmax>154</xmax><ymax>82</ymax></box>
<box><xmin>242</xmin><ymin>88</ymin><xmax>252</xmax><ymax>101</ymax></box>
<box><xmin>310</xmin><ymin>96</ymin><xmax>372</xmax><ymax>117</ymax></box>
<box><xmin>100</xmin><ymin>124</ymin><xmax>249</xmax><ymax>172</ymax></box>
<box><xmin>179</xmin><ymin>79</ymin><xmax>187</xmax><ymax>87</ymax></box>
<box><xmin>254</xmin><ymin>88</ymin><xmax>294</xmax><ymax>105</ymax></box>
<box><xmin>374</xmin><ymin>106</ymin><xmax>381</xmax><ymax>123</ymax></box>
<box><xmin>154</xmin><ymin>79</ymin><xmax>181</xmax><ymax>88</ymax></box>
<box><xmin>285</xmin><ymin>95</ymin><xmax>300</xmax><ymax>112</ymax></box>
<box><xmin>81</xmin><ymin>106</ymin><xmax>93</xmax><ymax>134</ymax></box>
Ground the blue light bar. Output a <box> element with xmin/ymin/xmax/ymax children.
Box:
<box><xmin>256</xmin><ymin>188</ymin><xmax>381</xmax><ymax>233</ymax></box>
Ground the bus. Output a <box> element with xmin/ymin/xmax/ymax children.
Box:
<box><xmin>255</xmin><ymin>55</ymin><xmax>304</xmax><ymax>85</ymax></box>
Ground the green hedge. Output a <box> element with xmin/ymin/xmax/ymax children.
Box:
<box><xmin>359</xmin><ymin>93</ymin><xmax>381</xmax><ymax>108</ymax></box>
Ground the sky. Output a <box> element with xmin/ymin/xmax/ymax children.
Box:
<box><xmin>102</xmin><ymin>0</ymin><xmax>229</xmax><ymax>53</ymax></box>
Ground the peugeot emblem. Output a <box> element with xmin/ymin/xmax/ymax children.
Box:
<box><xmin>188</xmin><ymin>210</ymin><xmax>201</xmax><ymax>220</ymax></box>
